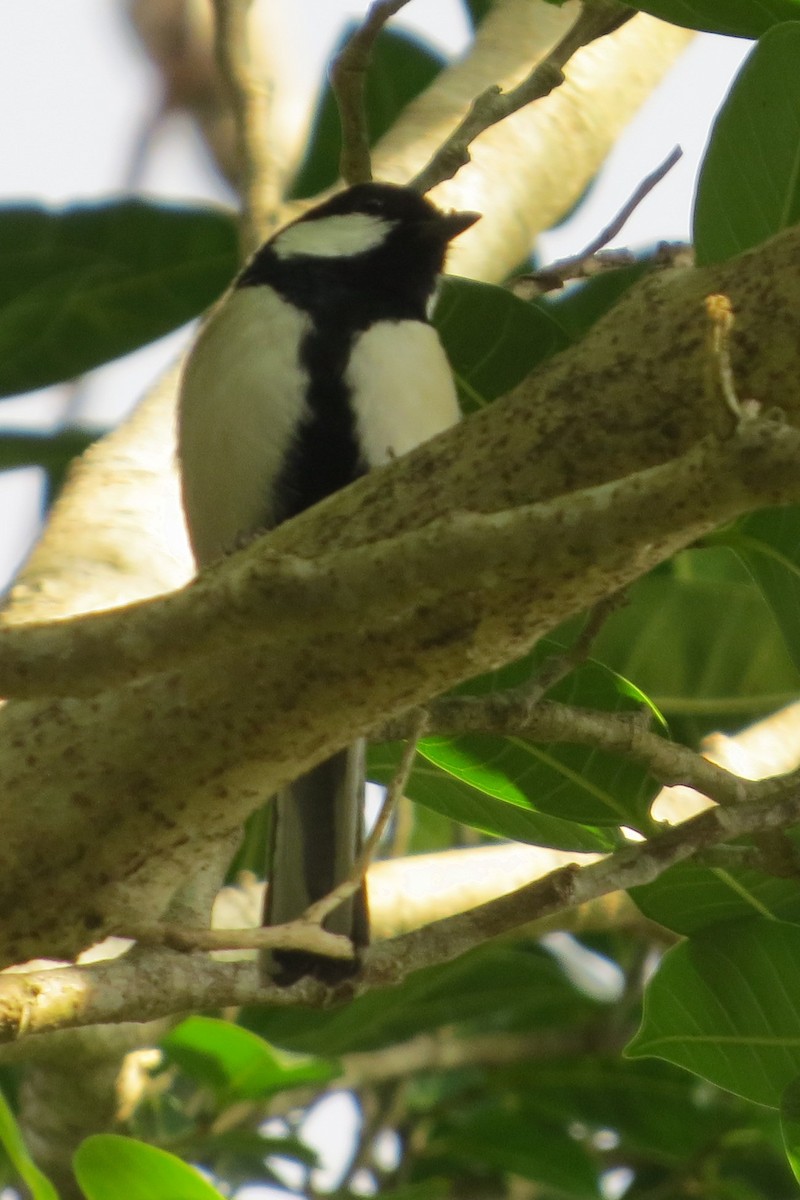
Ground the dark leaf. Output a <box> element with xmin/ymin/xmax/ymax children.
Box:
<box><xmin>434</xmin><ymin>276</ymin><xmax>568</xmax><ymax>411</ymax></box>
<box><xmin>694</xmin><ymin>23</ymin><xmax>800</xmax><ymax>265</ymax></box>
<box><xmin>0</xmin><ymin>201</ymin><xmax>237</xmax><ymax>397</ymax></box>
<box><xmin>630</xmin><ymin>0</ymin><xmax>800</xmax><ymax>37</ymax></box>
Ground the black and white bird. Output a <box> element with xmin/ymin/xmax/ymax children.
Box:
<box><xmin>177</xmin><ymin>181</ymin><xmax>479</xmax><ymax>981</ymax></box>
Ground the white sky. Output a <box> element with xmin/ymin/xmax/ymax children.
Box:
<box><xmin>0</xmin><ymin>4</ymin><xmax>755</xmax><ymax>1192</ymax></box>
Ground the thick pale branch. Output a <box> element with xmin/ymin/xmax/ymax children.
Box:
<box><xmin>0</xmin><ymin>412</ymin><xmax>798</xmax><ymax>703</ymax></box>
<box><xmin>210</xmin><ymin>0</ymin><xmax>278</xmax><ymax>251</ymax></box>
<box><xmin>412</xmin><ymin>0</ymin><xmax>634</xmax><ymax>193</ymax></box>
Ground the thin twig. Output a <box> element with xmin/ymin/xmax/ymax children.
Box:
<box><xmin>363</xmin><ymin>785</ymin><xmax>800</xmax><ymax>987</ymax></box>
<box><xmin>122</xmin><ymin>918</ymin><xmax>354</xmax><ymax>959</ymax></box>
<box><xmin>211</xmin><ymin>0</ymin><xmax>277</xmax><ymax>255</ymax></box>
<box><xmin>376</xmin><ymin>696</ymin><xmax>767</xmax><ymax>810</ymax></box>
<box><xmin>514</xmin><ymin>146</ymin><xmax>684</xmax><ymax>298</ymax></box>
<box><xmin>524</xmin><ymin>592</ymin><xmax>624</xmax><ymax>706</ymax></box>
<box><xmin>303</xmin><ymin>710</ymin><xmax>428</xmax><ymax>927</ymax></box>
<box><xmin>412</xmin><ymin>0</ymin><xmax>635</xmax><ymax>194</ymax></box>
<box><xmin>6</xmin><ymin>784</ymin><xmax>800</xmax><ymax>1040</ymax></box>
<box><xmin>330</xmin><ymin>0</ymin><xmax>412</xmax><ymax>185</ymax></box>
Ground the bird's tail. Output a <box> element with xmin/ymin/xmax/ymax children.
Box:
<box><xmin>261</xmin><ymin>740</ymin><xmax>369</xmax><ymax>984</ymax></box>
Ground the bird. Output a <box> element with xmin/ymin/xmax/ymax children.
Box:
<box><xmin>177</xmin><ymin>180</ymin><xmax>480</xmax><ymax>982</ymax></box>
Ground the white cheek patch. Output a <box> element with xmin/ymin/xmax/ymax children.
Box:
<box><xmin>272</xmin><ymin>212</ymin><xmax>394</xmax><ymax>259</ymax></box>
<box><xmin>345</xmin><ymin>320</ymin><xmax>461</xmax><ymax>468</ymax></box>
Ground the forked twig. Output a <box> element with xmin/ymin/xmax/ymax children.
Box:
<box><xmin>412</xmin><ymin>0</ymin><xmax>635</xmax><ymax>194</ymax></box>
<box><xmin>514</xmin><ymin>146</ymin><xmax>684</xmax><ymax>298</ymax></box>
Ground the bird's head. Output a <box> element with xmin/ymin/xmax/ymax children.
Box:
<box><xmin>272</xmin><ymin>182</ymin><xmax>480</xmax><ymax>284</ymax></box>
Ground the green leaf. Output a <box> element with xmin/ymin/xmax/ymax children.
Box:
<box><xmin>781</xmin><ymin>1076</ymin><xmax>800</xmax><ymax>1184</ymax></box>
<box><xmin>693</xmin><ymin>23</ymin><xmax>800</xmax><ymax>265</ymax></box>
<box><xmin>162</xmin><ymin>1016</ymin><xmax>338</xmax><ymax>1100</ymax></box>
<box><xmin>0</xmin><ymin>201</ymin><xmax>237</xmax><ymax>397</ymax></box>
<box><xmin>374</xmin><ymin>1183</ymin><xmax>449</xmax><ymax>1200</ymax></box>
<box><xmin>632</xmin><ymin>855</ymin><xmax>800</xmax><ymax>936</ymax></box>
<box><xmin>592</xmin><ymin>551</ymin><xmax>800</xmax><ymax>737</ymax></box>
<box><xmin>377</xmin><ymin>645</ymin><xmax>661</xmax><ymax>836</ymax></box>
<box><xmin>0</xmin><ymin>1090</ymin><xmax>59</xmax><ymax>1200</ymax></box>
<box><xmin>369</xmin><ymin>740</ymin><xmax>616</xmax><ymax>852</ymax></box>
<box><xmin>434</xmin><ymin>277</ymin><xmax>568</xmax><ymax>412</ymax></box>
<box><xmin>0</xmin><ymin>430</ymin><xmax>95</xmax><ymax>473</ymax></box>
<box><xmin>716</xmin><ymin>506</ymin><xmax>800</xmax><ymax>674</ymax></box>
<box><xmin>74</xmin><ymin>1135</ymin><xmax>226</xmax><ymax>1200</ymax></box>
<box><xmin>291</xmin><ymin>28</ymin><xmax>444</xmax><ymax>198</ymax></box>
<box><xmin>627</xmin><ymin>918</ymin><xmax>800</xmax><ymax>1107</ymax></box>
<box><xmin>630</xmin><ymin>0</ymin><xmax>800</xmax><ymax>37</ymax></box>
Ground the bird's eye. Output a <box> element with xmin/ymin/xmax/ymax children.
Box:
<box><xmin>360</xmin><ymin>198</ymin><xmax>385</xmax><ymax>215</ymax></box>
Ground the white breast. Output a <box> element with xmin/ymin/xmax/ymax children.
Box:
<box><xmin>178</xmin><ymin>287</ymin><xmax>312</xmax><ymax>565</ymax></box>
<box><xmin>345</xmin><ymin>320</ymin><xmax>461</xmax><ymax>468</ymax></box>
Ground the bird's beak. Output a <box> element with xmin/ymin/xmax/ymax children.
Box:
<box><xmin>435</xmin><ymin>209</ymin><xmax>481</xmax><ymax>241</ymax></box>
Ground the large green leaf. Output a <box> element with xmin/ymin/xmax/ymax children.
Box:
<box><xmin>74</xmin><ymin>1135</ymin><xmax>226</xmax><ymax>1200</ymax></box>
<box><xmin>592</xmin><ymin>551</ymin><xmax>800</xmax><ymax>737</ymax></box>
<box><xmin>631</xmin><ymin>0</ymin><xmax>800</xmax><ymax>37</ymax></box>
<box><xmin>0</xmin><ymin>1090</ymin><xmax>58</xmax><ymax>1200</ymax></box>
<box><xmin>369</xmin><ymin>740</ymin><xmax>616</xmax><ymax>852</ymax></box>
<box><xmin>632</xmin><ymin>856</ymin><xmax>800</xmax><ymax>936</ymax></box>
<box><xmin>628</xmin><ymin>918</ymin><xmax>800</xmax><ymax>1107</ymax></box>
<box><xmin>0</xmin><ymin>201</ymin><xmax>237</xmax><ymax>397</ymax></box>
<box><xmin>291</xmin><ymin>28</ymin><xmax>444</xmax><ymax>198</ymax></box>
<box><xmin>373</xmin><ymin>621</ymin><xmax>662</xmax><ymax>839</ymax></box>
<box><xmin>162</xmin><ymin>1016</ymin><xmax>338</xmax><ymax>1101</ymax></box>
<box><xmin>433</xmin><ymin>277</ymin><xmax>568</xmax><ymax>411</ymax></box>
<box><xmin>693</xmin><ymin>23</ymin><xmax>800</xmax><ymax>265</ymax></box>
<box><xmin>716</xmin><ymin>506</ymin><xmax>800</xmax><ymax>673</ymax></box>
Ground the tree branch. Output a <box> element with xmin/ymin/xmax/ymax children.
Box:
<box><xmin>514</xmin><ymin>145</ymin><xmax>684</xmax><ymax>297</ymax></box>
<box><xmin>412</xmin><ymin>0</ymin><xmax>635</xmax><ymax>193</ymax></box>
<box><xmin>3</xmin><ymin>784</ymin><xmax>800</xmax><ymax>1043</ymax></box>
<box><xmin>4</xmin><ymin>225</ymin><xmax>800</xmax><ymax>969</ymax></box>
<box><xmin>378</xmin><ymin>697</ymin><xmax>761</xmax><ymax>808</ymax></box>
<box><xmin>210</xmin><ymin>0</ymin><xmax>278</xmax><ymax>252</ymax></box>
<box><xmin>330</xmin><ymin>0</ymin><xmax>412</xmax><ymax>185</ymax></box>
<box><xmin>0</xmin><ymin>411</ymin><xmax>797</xmax><ymax>704</ymax></box>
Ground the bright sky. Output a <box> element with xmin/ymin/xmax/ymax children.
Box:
<box><xmin>0</xmin><ymin>4</ymin><xmax>754</xmax><ymax>1193</ymax></box>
